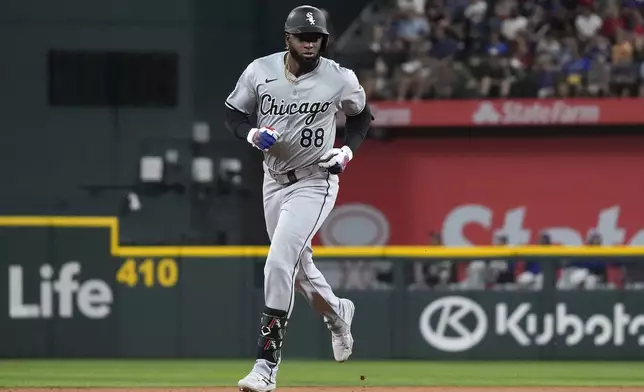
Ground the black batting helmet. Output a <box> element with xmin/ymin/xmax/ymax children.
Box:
<box><xmin>284</xmin><ymin>5</ymin><xmax>329</xmax><ymax>51</ymax></box>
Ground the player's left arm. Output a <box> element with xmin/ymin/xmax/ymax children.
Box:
<box><xmin>341</xmin><ymin>69</ymin><xmax>373</xmax><ymax>154</ymax></box>
<box><xmin>319</xmin><ymin>68</ymin><xmax>373</xmax><ymax>174</ymax></box>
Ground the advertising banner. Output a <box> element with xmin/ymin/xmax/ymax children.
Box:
<box><xmin>3</xmin><ymin>221</ymin><xmax>644</xmax><ymax>360</ymax></box>
<box><xmin>0</xmin><ymin>224</ymin><xmax>252</xmax><ymax>358</ymax></box>
<box><xmin>410</xmin><ymin>293</ymin><xmax>644</xmax><ymax>360</ymax></box>
<box><xmin>336</xmin><ymin>98</ymin><xmax>644</xmax><ymax>127</ymax></box>
<box><xmin>316</xmin><ymin>137</ymin><xmax>644</xmax><ymax>246</ymax></box>
<box><xmin>0</xmin><ymin>227</ymin><xmax>119</xmax><ymax>357</ymax></box>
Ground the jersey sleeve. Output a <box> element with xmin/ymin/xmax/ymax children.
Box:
<box><xmin>225</xmin><ymin>61</ymin><xmax>257</xmax><ymax>115</ymax></box>
<box><xmin>339</xmin><ymin>68</ymin><xmax>367</xmax><ymax>116</ymax></box>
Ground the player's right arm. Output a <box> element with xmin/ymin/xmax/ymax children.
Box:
<box><xmin>224</xmin><ymin>62</ymin><xmax>257</xmax><ymax>140</ymax></box>
<box><xmin>224</xmin><ymin>62</ymin><xmax>280</xmax><ymax>151</ymax></box>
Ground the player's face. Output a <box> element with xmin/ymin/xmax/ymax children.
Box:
<box><xmin>287</xmin><ymin>33</ymin><xmax>324</xmax><ymax>61</ymax></box>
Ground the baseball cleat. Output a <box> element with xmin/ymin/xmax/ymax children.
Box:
<box><xmin>238</xmin><ymin>372</ymin><xmax>276</xmax><ymax>392</ymax></box>
<box><xmin>332</xmin><ymin>298</ymin><xmax>355</xmax><ymax>362</ymax></box>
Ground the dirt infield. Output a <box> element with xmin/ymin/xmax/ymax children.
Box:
<box><xmin>4</xmin><ymin>387</ymin><xmax>644</xmax><ymax>392</ymax></box>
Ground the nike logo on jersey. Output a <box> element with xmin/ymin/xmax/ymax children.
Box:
<box><xmin>265</xmin><ymin>78</ymin><xmax>278</xmax><ymax>83</ymax></box>
<box><xmin>259</xmin><ymin>93</ymin><xmax>333</xmax><ymax>126</ymax></box>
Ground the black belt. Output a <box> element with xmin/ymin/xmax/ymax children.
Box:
<box><xmin>268</xmin><ymin>165</ymin><xmax>319</xmax><ymax>186</ymax></box>
<box><xmin>286</xmin><ymin>170</ymin><xmax>299</xmax><ymax>184</ymax></box>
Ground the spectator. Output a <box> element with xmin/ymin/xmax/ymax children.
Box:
<box><xmin>585</xmin><ymin>34</ymin><xmax>612</xmax><ymax>59</ymax></box>
<box><xmin>444</xmin><ymin>0</ymin><xmax>470</xmax><ymax>18</ymax></box>
<box><xmin>634</xmin><ymin>35</ymin><xmax>644</xmax><ymax>96</ymax></box>
<box><xmin>464</xmin><ymin>0</ymin><xmax>488</xmax><ymax>25</ymax></box>
<box><xmin>486</xmin><ymin>31</ymin><xmax>508</xmax><ymax>56</ymax></box>
<box><xmin>398</xmin><ymin>0</ymin><xmax>426</xmax><ymax>15</ymax></box>
<box><xmin>462</xmin><ymin>234</ymin><xmax>511</xmax><ymax>290</ymax></box>
<box><xmin>533</xmin><ymin>54</ymin><xmax>560</xmax><ymax>97</ymax></box>
<box><xmin>395</xmin><ymin>40</ymin><xmax>432</xmax><ymax>100</ymax></box>
<box><xmin>547</xmin><ymin>7</ymin><xmax>575</xmax><ymax>38</ymax></box>
<box><xmin>431</xmin><ymin>6</ymin><xmax>463</xmax><ymax>44</ymax></box>
<box><xmin>501</xmin><ymin>7</ymin><xmax>529</xmax><ymax>41</ymax></box>
<box><xmin>558</xmin><ymin>41</ymin><xmax>590</xmax><ymax>97</ymax></box>
<box><xmin>462</xmin><ymin>0</ymin><xmax>489</xmax><ymax>54</ymax></box>
<box><xmin>575</xmin><ymin>5</ymin><xmax>603</xmax><ymax>42</ymax></box>
<box><xmin>348</xmin><ymin>0</ymin><xmax>644</xmax><ymax>100</ymax></box>
<box><xmin>361</xmin><ymin>56</ymin><xmax>390</xmax><ymax>100</ymax></box>
<box><xmin>451</xmin><ymin>61</ymin><xmax>480</xmax><ymax>96</ymax></box>
<box><xmin>610</xmin><ymin>30</ymin><xmax>637</xmax><ymax>96</ymax></box>
<box><xmin>408</xmin><ymin>232</ymin><xmax>457</xmax><ymax>290</ymax></box>
<box><xmin>585</xmin><ymin>35</ymin><xmax>612</xmax><ymax>96</ymax></box>
<box><xmin>360</xmin><ymin>23</ymin><xmax>409</xmax><ymax>100</ymax></box>
<box><xmin>623</xmin><ymin>7</ymin><xmax>644</xmax><ymax>38</ymax></box>
<box><xmin>601</xmin><ymin>7</ymin><xmax>623</xmax><ymax>42</ymax></box>
<box><xmin>430</xmin><ymin>26</ymin><xmax>460</xmax><ymax>59</ymax></box>
<box><xmin>524</xmin><ymin>1</ymin><xmax>548</xmax><ymax>32</ymax></box>
<box><xmin>515</xmin><ymin>232</ymin><xmax>552</xmax><ymax>290</ymax></box>
<box><xmin>479</xmin><ymin>53</ymin><xmax>513</xmax><ymax>97</ymax></box>
<box><xmin>536</xmin><ymin>31</ymin><xmax>563</xmax><ymax>60</ymax></box>
<box><xmin>493</xmin><ymin>0</ymin><xmax>514</xmax><ymax>24</ymax></box>
<box><xmin>487</xmin><ymin>235</ymin><xmax>515</xmax><ymax>286</ymax></box>
<box><xmin>393</xmin><ymin>7</ymin><xmax>431</xmax><ymax>44</ymax></box>
<box><xmin>508</xmin><ymin>34</ymin><xmax>533</xmax><ymax>70</ymax></box>
<box><xmin>558</xmin><ymin>231</ymin><xmax>607</xmax><ymax>290</ymax></box>
<box><xmin>586</xmin><ymin>52</ymin><xmax>611</xmax><ymax>96</ymax></box>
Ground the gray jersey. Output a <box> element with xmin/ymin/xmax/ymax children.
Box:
<box><xmin>225</xmin><ymin>51</ymin><xmax>366</xmax><ymax>172</ymax></box>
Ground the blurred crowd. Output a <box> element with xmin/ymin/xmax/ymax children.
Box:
<box><xmin>407</xmin><ymin>231</ymin><xmax>644</xmax><ymax>292</ymax></box>
<box><xmin>357</xmin><ymin>0</ymin><xmax>644</xmax><ymax>100</ymax></box>
<box><xmin>317</xmin><ymin>230</ymin><xmax>644</xmax><ymax>292</ymax></box>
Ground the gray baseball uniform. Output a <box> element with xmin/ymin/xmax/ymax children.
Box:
<box><xmin>226</xmin><ymin>51</ymin><xmax>365</xmax><ymax>326</ymax></box>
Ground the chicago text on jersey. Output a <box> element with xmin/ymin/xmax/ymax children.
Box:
<box><xmin>260</xmin><ymin>93</ymin><xmax>333</xmax><ymax>126</ymax></box>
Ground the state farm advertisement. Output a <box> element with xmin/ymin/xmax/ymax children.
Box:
<box><xmin>316</xmin><ymin>136</ymin><xmax>644</xmax><ymax>246</ymax></box>
<box><xmin>335</xmin><ymin>98</ymin><xmax>644</xmax><ymax>127</ymax></box>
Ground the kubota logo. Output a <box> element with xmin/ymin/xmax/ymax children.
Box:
<box><xmin>496</xmin><ymin>302</ymin><xmax>644</xmax><ymax>347</ymax></box>
<box><xmin>419</xmin><ymin>296</ymin><xmax>488</xmax><ymax>352</ymax></box>
<box><xmin>472</xmin><ymin>100</ymin><xmax>600</xmax><ymax>124</ymax></box>
<box><xmin>419</xmin><ymin>297</ymin><xmax>644</xmax><ymax>352</ymax></box>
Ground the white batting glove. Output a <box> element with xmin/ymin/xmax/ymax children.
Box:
<box><xmin>247</xmin><ymin>126</ymin><xmax>281</xmax><ymax>151</ymax></box>
<box><xmin>318</xmin><ymin>146</ymin><xmax>353</xmax><ymax>174</ymax></box>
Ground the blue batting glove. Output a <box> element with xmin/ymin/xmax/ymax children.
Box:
<box><xmin>247</xmin><ymin>126</ymin><xmax>281</xmax><ymax>151</ymax></box>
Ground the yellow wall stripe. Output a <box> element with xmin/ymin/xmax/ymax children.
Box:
<box><xmin>1</xmin><ymin>216</ymin><xmax>643</xmax><ymax>258</ymax></box>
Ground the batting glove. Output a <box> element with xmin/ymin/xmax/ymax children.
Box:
<box><xmin>318</xmin><ymin>146</ymin><xmax>353</xmax><ymax>174</ymax></box>
<box><xmin>247</xmin><ymin>126</ymin><xmax>281</xmax><ymax>151</ymax></box>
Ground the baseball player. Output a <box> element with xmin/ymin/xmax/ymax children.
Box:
<box><xmin>224</xmin><ymin>5</ymin><xmax>373</xmax><ymax>392</ymax></box>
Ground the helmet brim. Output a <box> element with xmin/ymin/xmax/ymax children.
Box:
<box><xmin>285</xmin><ymin>26</ymin><xmax>329</xmax><ymax>35</ymax></box>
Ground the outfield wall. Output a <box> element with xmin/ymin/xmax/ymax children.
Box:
<box><xmin>3</xmin><ymin>221</ymin><xmax>644</xmax><ymax>360</ymax></box>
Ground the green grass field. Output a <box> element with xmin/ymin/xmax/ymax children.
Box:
<box><xmin>1</xmin><ymin>360</ymin><xmax>644</xmax><ymax>387</ymax></box>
